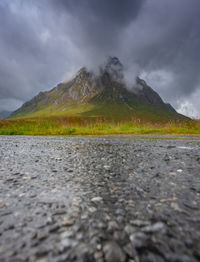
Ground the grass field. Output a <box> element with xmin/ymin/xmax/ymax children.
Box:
<box><xmin>0</xmin><ymin>116</ymin><xmax>200</xmax><ymax>135</ymax></box>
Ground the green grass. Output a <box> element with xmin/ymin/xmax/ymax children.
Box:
<box><xmin>0</xmin><ymin>117</ymin><xmax>200</xmax><ymax>136</ymax></box>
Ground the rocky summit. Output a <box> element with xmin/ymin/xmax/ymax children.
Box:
<box><xmin>11</xmin><ymin>57</ymin><xmax>183</xmax><ymax>121</ymax></box>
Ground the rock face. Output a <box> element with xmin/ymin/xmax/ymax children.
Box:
<box><xmin>10</xmin><ymin>57</ymin><xmax>183</xmax><ymax>120</ymax></box>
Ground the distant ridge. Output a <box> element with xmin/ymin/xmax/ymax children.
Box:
<box><xmin>11</xmin><ymin>57</ymin><xmax>186</xmax><ymax>121</ymax></box>
<box><xmin>0</xmin><ymin>111</ymin><xmax>11</xmax><ymax>119</ymax></box>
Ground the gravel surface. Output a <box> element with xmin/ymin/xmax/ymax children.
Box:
<box><xmin>0</xmin><ymin>136</ymin><xmax>200</xmax><ymax>262</ymax></box>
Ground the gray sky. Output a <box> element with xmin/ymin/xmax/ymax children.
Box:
<box><xmin>0</xmin><ymin>0</ymin><xmax>200</xmax><ymax>118</ymax></box>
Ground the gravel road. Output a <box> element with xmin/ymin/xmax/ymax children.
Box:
<box><xmin>0</xmin><ymin>136</ymin><xmax>200</xmax><ymax>262</ymax></box>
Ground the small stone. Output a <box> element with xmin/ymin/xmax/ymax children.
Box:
<box><xmin>94</xmin><ymin>251</ymin><xmax>104</xmax><ymax>262</ymax></box>
<box><xmin>37</xmin><ymin>232</ymin><xmax>48</xmax><ymax>241</ymax></box>
<box><xmin>60</xmin><ymin>230</ymin><xmax>74</xmax><ymax>238</ymax></box>
<box><xmin>177</xmin><ymin>169</ymin><xmax>183</xmax><ymax>173</ymax></box>
<box><xmin>88</xmin><ymin>207</ymin><xmax>97</xmax><ymax>213</ymax></box>
<box><xmin>91</xmin><ymin>197</ymin><xmax>103</xmax><ymax>202</ymax></box>
<box><xmin>124</xmin><ymin>224</ymin><xmax>136</xmax><ymax>235</ymax></box>
<box><xmin>95</xmin><ymin>221</ymin><xmax>106</xmax><ymax>229</ymax></box>
<box><xmin>170</xmin><ymin>202</ymin><xmax>183</xmax><ymax>212</ymax></box>
<box><xmin>30</xmin><ymin>194</ymin><xmax>37</xmax><ymax>198</ymax></box>
<box><xmin>113</xmin><ymin>231</ymin><xmax>126</xmax><ymax>242</ymax></box>
<box><xmin>142</xmin><ymin>253</ymin><xmax>165</xmax><ymax>262</ymax></box>
<box><xmin>76</xmin><ymin>243</ymin><xmax>93</xmax><ymax>261</ymax></box>
<box><xmin>71</xmin><ymin>212</ymin><xmax>79</xmax><ymax>218</ymax></box>
<box><xmin>46</xmin><ymin>217</ymin><xmax>54</xmax><ymax>225</ymax></box>
<box><xmin>61</xmin><ymin>219</ymin><xmax>74</xmax><ymax>227</ymax></box>
<box><xmin>103</xmin><ymin>241</ymin><xmax>126</xmax><ymax>262</ymax></box>
<box><xmin>108</xmin><ymin>221</ymin><xmax>119</xmax><ymax>232</ymax></box>
<box><xmin>104</xmin><ymin>165</ymin><xmax>111</xmax><ymax>170</ymax></box>
<box><xmin>5</xmin><ymin>224</ymin><xmax>15</xmax><ymax>230</ymax></box>
<box><xmin>123</xmin><ymin>243</ymin><xmax>138</xmax><ymax>260</ymax></box>
<box><xmin>97</xmin><ymin>244</ymin><xmax>102</xmax><ymax>250</ymax></box>
<box><xmin>35</xmin><ymin>249</ymin><xmax>49</xmax><ymax>258</ymax></box>
<box><xmin>130</xmin><ymin>220</ymin><xmax>150</xmax><ymax>227</ymax></box>
<box><xmin>116</xmin><ymin>215</ymin><xmax>125</xmax><ymax>224</ymax></box>
<box><xmin>49</xmin><ymin>224</ymin><xmax>60</xmax><ymax>233</ymax></box>
<box><xmin>166</xmin><ymin>254</ymin><xmax>196</xmax><ymax>262</ymax></box>
<box><xmin>24</xmin><ymin>216</ymin><xmax>33</xmax><ymax>222</ymax></box>
<box><xmin>130</xmin><ymin>232</ymin><xmax>148</xmax><ymax>249</ymax></box>
<box><xmin>164</xmin><ymin>154</ymin><xmax>170</xmax><ymax>161</ymax></box>
<box><xmin>53</xmin><ymin>210</ymin><xmax>67</xmax><ymax>216</ymax></box>
<box><xmin>115</xmin><ymin>209</ymin><xmax>125</xmax><ymax>216</ymax></box>
<box><xmin>19</xmin><ymin>193</ymin><xmax>25</xmax><ymax>197</ymax></box>
<box><xmin>142</xmin><ymin>222</ymin><xmax>165</xmax><ymax>233</ymax></box>
<box><xmin>60</xmin><ymin>238</ymin><xmax>73</xmax><ymax>250</ymax></box>
<box><xmin>6</xmin><ymin>177</ymin><xmax>14</xmax><ymax>182</ymax></box>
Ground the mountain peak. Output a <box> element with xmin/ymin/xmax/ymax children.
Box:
<box><xmin>75</xmin><ymin>67</ymin><xmax>91</xmax><ymax>80</ymax></box>
<box><xmin>10</xmin><ymin>57</ymin><xmax>183</xmax><ymax>121</ymax></box>
<box><xmin>101</xmin><ymin>56</ymin><xmax>124</xmax><ymax>82</ymax></box>
<box><xmin>77</xmin><ymin>67</ymin><xmax>88</xmax><ymax>74</ymax></box>
<box><xmin>105</xmin><ymin>57</ymin><xmax>122</xmax><ymax>68</ymax></box>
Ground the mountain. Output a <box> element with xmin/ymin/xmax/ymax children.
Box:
<box><xmin>0</xmin><ymin>111</ymin><xmax>11</xmax><ymax>119</ymax></box>
<box><xmin>165</xmin><ymin>103</ymin><xmax>177</xmax><ymax>113</ymax></box>
<box><xmin>10</xmin><ymin>57</ymin><xmax>185</xmax><ymax>122</ymax></box>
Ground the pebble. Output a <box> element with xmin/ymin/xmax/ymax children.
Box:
<box><xmin>170</xmin><ymin>202</ymin><xmax>183</xmax><ymax>212</ymax></box>
<box><xmin>177</xmin><ymin>169</ymin><xmax>183</xmax><ymax>173</ymax></box>
<box><xmin>142</xmin><ymin>222</ymin><xmax>165</xmax><ymax>233</ymax></box>
<box><xmin>37</xmin><ymin>232</ymin><xmax>48</xmax><ymax>241</ymax></box>
<box><xmin>61</xmin><ymin>219</ymin><xmax>74</xmax><ymax>227</ymax></box>
<box><xmin>166</xmin><ymin>254</ymin><xmax>197</xmax><ymax>262</ymax></box>
<box><xmin>124</xmin><ymin>224</ymin><xmax>136</xmax><ymax>235</ymax></box>
<box><xmin>49</xmin><ymin>225</ymin><xmax>60</xmax><ymax>233</ymax></box>
<box><xmin>130</xmin><ymin>232</ymin><xmax>148</xmax><ymax>248</ymax></box>
<box><xmin>88</xmin><ymin>207</ymin><xmax>97</xmax><ymax>213</ymax></box>
<box><xmin>53</xmin><ymin>210</ymin><xmax>67</xmax><ymax>216</ymax></box>
<box><xmin>130</xmin><ymin>220</ymin><xmax>150</xmax><ymax>227</ymax></box>
<box><xmin>104</xmin><ymin>165</ymin><xmax>111</xmax><ymax>170</ymax></box>
<box><xmin>60</xmin><ymin>238</ymin><xmax>73</xmax><ymax>249</ymax></box>
<box><xmin>103</xmin><ymin>241</ymin><xmax>126</xmax><ymax>262</ymax></box>
<box><xmin>108</xmin><ymin>221</ymin><xmax>119</xmax><ymax>231</ymax></box>
<box><xmin>91</xmin><ymin>197</ymin><xmax>103</xmax><ymax>202</ymax></box>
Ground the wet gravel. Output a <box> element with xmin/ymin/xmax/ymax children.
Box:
<box><xmin>0</xmin><ymin>135</ymin><xmax>200</xmax><ymax>262</ymax></box>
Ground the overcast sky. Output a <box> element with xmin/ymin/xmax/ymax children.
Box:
<box><xmin>0</xmin><ymin>0</ymin><xmax>200</xmax><ymax>118</ymax></box>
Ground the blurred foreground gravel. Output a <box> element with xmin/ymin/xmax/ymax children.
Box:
<box><xmin>0</xmin><ymin>136</ymin><xmax>200</xmax><ymax>262</ymax></box>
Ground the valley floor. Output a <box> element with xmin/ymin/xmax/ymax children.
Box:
<box><xmin>0</xmin><ymin>136</ymin><xmax>200</xmax><ymax>262</ymax></box>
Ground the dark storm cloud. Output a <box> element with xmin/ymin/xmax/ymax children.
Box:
<box><xmin>132</xmin><ymin>0</ymin><xmax>200</xmax><ymax>98</ymax></box>
<box><xmin>49</xmin><ymin>0</ymin><xmax>146</xmax><ymax>63</ymax></box>
<box><xmin>0</xmin><ymin>0</ymin><xmax>200</xmax><ymax>117</ymax></box>
<box><xmin>54</xmin><ymin>0</ymin><xmax>144</xmax><ymax>24</ymax></box>
<box><xmin>0</xmin><ymin>0</ymin><xmax>72</xmax><ymax>103</ymax></box>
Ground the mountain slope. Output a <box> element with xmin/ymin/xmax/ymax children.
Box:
<box><xmin>10</xmin><ymin>57</ymin><xmax>185</xmax><ymax>121</ymax></box>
